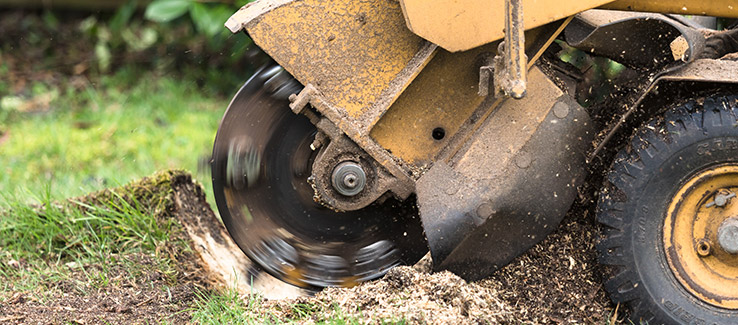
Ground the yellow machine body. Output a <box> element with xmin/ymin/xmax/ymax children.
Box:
<box><xmin>218</xmin><ymin>0</ymin><xmax>738</xmax><ymax>317</ymax></box>
<box><xmin>400</xmin><ymin>0</ymin><xmax>738</xmax><ymax>52</ymax></box>
<box><xmin>400</xmin><ymin>0</ymin><xmax>614</xmax><ymax>52</ymax></box>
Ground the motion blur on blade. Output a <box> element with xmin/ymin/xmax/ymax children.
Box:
<box><xmin>211</xmin><ymin>65</ymin><xmax>426</xmax><ymax>288</ymax></box>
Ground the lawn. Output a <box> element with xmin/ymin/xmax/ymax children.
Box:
<box><xmin>0</xmin><ymin>40</ymin><xmax>386</xmax><ymax>323</ymax></box>
<box><xmin>0</xmin><ymin>67</ymin><xmax>226</xmax><ymax>204</ymax></box>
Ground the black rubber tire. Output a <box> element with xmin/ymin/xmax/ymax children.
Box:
<box><xmin>597</xmin><ymin>95</ymin><xmax>738</xmax><ymax>324</ymax></box>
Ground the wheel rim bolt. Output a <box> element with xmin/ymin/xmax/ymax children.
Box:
<box><xmin>696</xmin><ymin>239</ymin><xmax>712</xmax><ymax>257</ymax></box>
<box><xmin>707</xmin><ymin>190</ymin><xmax>735</xmax><ymax>208</ymax></box>
<box><xmin>718</xmin><ymin>217</ymin><xmax>738</xmax><ymax>254</ymax></box>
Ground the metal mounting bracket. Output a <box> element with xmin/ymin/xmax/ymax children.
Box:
<box><xmin>493</xmin><ymin>0</ymin><xmax>528</xmax><ymax>99</ymax></box>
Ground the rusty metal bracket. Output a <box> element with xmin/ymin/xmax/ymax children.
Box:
<box><xmin>477</xmin><ymin>65</ymin><xmax>494</xmax><ymax>97</ymax></box>
<box><xmin>288</xmin><ymin>84</ymin><xmax>318</xmax><ymax>114</ymax></box>
<box><xmin>308</xmin><ymin>118</ymin><xmax>404</xmax><ymax>212</ymax></box>
<box><xmin>493</xmin><ymin>0</ymin><xmax>528</xmax><ymax>99</ymax></box>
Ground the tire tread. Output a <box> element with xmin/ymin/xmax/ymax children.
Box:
<box><xmin>597</xmin><ymin>94</ymin><xmax>738</xmax><ymax>324</ymax></box>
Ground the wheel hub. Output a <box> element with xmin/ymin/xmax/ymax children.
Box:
<box><xmin>664</xmin><ymin>165</ymin><xmax>738</xmax><ymax>309</ymax></box>
<box><xmin>718</xmin><ymin>217</ymin><xmax>738</xmax><ymax>254</ymax></box>
<box><xmin>331</xmin><ymin>161</ymin><xmax>366</xmax><ymax>197</ymax></box>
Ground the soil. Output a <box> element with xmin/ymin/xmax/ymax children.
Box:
<box><xmin>1</xmin><ymin>170</ymin><xmax>616</xmax><ymax>324</ymax></box>
<box><xmin>0</xmin><ymin>254</ymin><xmax>201</xmax><ymax>324</ymax></box>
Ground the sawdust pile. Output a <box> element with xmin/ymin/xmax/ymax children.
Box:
<box><xmin>268</xmin><ymin>266</ymin><xmax>517</xmax><ymax>323</ymax></box>
<box><xmin>260</xmin><ymin>208</ymin><xmax>613</xmax><ymax>324</ymax></box>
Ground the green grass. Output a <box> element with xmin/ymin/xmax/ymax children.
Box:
<box><xmin>191</xmin><ymin>287</ymin><xmax>384</xmax><ymax>324</ymax></box>
<box><xmin>192</xmin><ymin>288</ymin><xmax>273</xmax><ymax>324</ymax></box>
<box><xmin>0</xmin><ymin>171</ymin><xmax>184</xmax><ymax>294</ymax></box>
<box><xmin>0</xmin><ymin>66</ymin><xmax>227</xmax><ymax>204</ymax></box>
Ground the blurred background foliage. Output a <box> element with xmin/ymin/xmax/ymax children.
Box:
<box><xmin>0</xmin><ymin>0</ymin><xmax>267</xmax><ymax>202</ymax></box>
<box><xmin>0</xmin><ymin>0</ymin><xmax>260</xmax><ymax>100</ymax></box>
<box><xmin>0</xmin><ymin>0</ymin><xmax>267</xmax><ymax>132</ymax></box>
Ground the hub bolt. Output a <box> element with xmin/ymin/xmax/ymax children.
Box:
<box><xmin>343</xmin><ymin>174</ymin><xmax>358</xmax><ymax>188</ymax></box>
<box><xmin>331</xmin><ymin>162</ymin><xmax>366</xmax><ymax>197</ymax></box>
<box><xmin>718</xmin><ymin>217</ymin><xmax>738</xmax><ymax>254</ymax></box>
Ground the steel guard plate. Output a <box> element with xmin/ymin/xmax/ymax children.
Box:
<box><xmin>416</xmin><ymin>67</ymin><xmax>595</xmax><ymax>281</ymax></box>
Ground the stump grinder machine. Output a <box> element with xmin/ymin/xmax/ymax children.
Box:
<box><xmin>211</xmin><ymin>0</ymin><xmax>738</xmax><ymax>323</ymax></box>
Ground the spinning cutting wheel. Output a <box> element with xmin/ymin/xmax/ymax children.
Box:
<box><xmin>211</xmin><ymin>65</ymin><xmax>427</xmax><ymax>289</ymax></box>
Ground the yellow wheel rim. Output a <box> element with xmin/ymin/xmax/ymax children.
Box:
<box><xmin>665</xmin><ymin>164</ymin><xmax>738</xmax><ymax>309</ymax></box>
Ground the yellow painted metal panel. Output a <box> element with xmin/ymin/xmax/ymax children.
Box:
<box><xmin>371</xmin><ymin>22</ymin><xmax>567</xmax><ymax>167</ymax></box>
<box><xmin>399</xmin><ymin>0</ymin><xmax>614</xmax><ymax>52</ymax></box>
<box><xmin>370</xmin><ymin>45</ymin><xmax>494</xmax><ymax>166</ymax></box>
<box><xmin>243</xmin><ymin>0</ymin><xmax>427</xmax><ymax>120</ymax></box>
